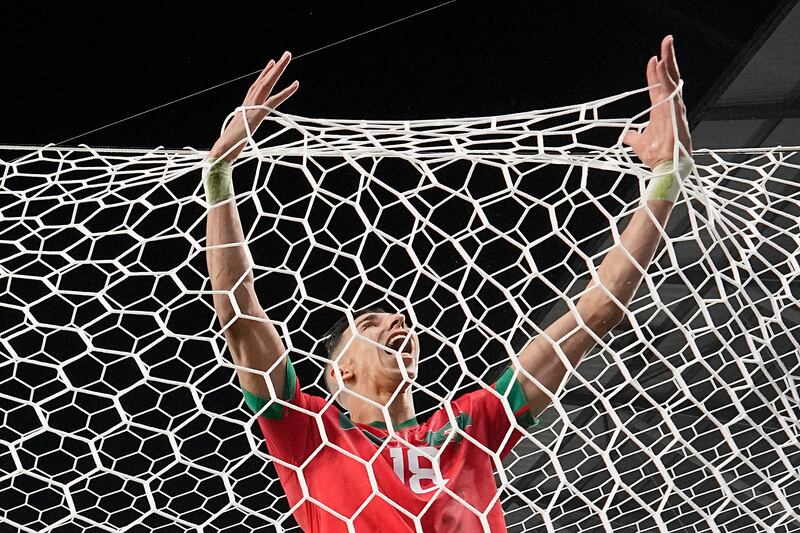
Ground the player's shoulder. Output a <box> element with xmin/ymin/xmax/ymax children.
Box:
<box><xmin>434</xmin><ymin>368</ymin><xmax>516</xmax><ymax>416</ymax></box>
<box><xmin>427</xmin><ymin>382</ymin><xmax>497</xmax><ymax>423</ymax></box>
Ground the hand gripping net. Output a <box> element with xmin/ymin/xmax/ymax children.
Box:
<box><xmin>0</xmin><ymin>87</ymin><xmax>799</xmax><ymax>532</ymax></box>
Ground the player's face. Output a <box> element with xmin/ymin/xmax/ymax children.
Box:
<box><xmin>340</xmin><ymin>312</ymin><xmax>419</xmax><ymax>386</ymax></box>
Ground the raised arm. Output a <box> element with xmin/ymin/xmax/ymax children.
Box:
<box><xmin>516</xmin><ymin>36</ymin><xmax>693</xmax><ymax>418</ymax></box>
<box><xmin>205</xmin><ymin>52</ymin><xmax>299</xmax><ymax>400</ymax></box>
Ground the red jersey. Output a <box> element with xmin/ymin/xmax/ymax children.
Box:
<box><xmin>242</xmin><ymin>358</ymin><xmax>538</xmax><ymax>532</ymax></box>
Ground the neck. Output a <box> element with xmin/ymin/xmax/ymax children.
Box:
<box><xmin>348</xmin><ymin>385</ymin><xmax>416</xmax><ymax>428</ymax></box>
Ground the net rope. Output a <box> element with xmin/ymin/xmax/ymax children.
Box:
<box><xmin>1</xmin><ymin>86</ymin><xmax>799</xmax><ymax>532</ymax></box>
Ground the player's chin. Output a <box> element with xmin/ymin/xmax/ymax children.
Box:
<box><xmin>398</xmin><ymin>366</ymin><xmax>417</xmax><ymax>382</ymax></box>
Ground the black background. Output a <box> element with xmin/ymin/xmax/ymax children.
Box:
<box><xmin>0</xmin><ymin>1</ymin><xmax>786</xmax><ymax>149</ymax></box>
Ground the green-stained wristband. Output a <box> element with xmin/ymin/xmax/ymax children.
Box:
<box><xmin>645</xmin><ymin>157</ymin><xmax>694</xmax><ymax>203</ymax></box>
<box><xmin>202</xmin><ymin>158</ymin><xmax>234</xmax><ymax>205</ymax></box>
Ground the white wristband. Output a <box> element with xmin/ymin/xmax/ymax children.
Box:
<box><xmin>645</xmin><ymin>157</ymin><xmax>694</xmax><ymax>203</ymax></box>
<box><xmin>202</xmin><ymin>158</ymin><xmax>234</xmax><ymax>205</ymax></box>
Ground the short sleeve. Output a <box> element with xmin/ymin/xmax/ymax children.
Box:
<box><xmin>241</xmin><ymin>356</ymin><xmax>326</xmax><ymax>465</ymax></box>
<box><xmin>450</xmin><ymin>366</ymin><xmax>539</xmax><ymax>460</ymax></box>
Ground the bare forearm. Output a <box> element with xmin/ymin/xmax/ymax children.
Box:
<box><xmin>207</xmin><ymin>202</ymin><xmax>258</xmax><ymax>306</ymax></box>
<box><xmin>204</xmin><ymin>158</ymin><xmax>258</xmax><ymax>321</ymax></box>
<box><xmin>584</xmin><ymin>199</ymin><xmax>674</xmax><ymax>317</ymax></box>
<box><xmin>203</xmin><ymin>50</ymin><xmax>297</xmax><ymax>320</ymax></box>
<box><xmin>517</xmin><ymin>199</ymin><xmax>675</xmax><ymax>414</ymax></box>
<box><xmin>517</xmin><ymin>36</ymin><xmax>693</xmax><ymax>417</ymax></box>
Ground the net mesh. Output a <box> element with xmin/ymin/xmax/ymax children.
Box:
<box><xmin>1</xmin><ymin>87</ymin><xmax>799</xmax><ymax>532</ymax></box>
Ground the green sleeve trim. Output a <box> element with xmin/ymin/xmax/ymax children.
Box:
<box><xmin>367</xmin><ymin>417</ymin><xmax>420</xmax><ymax>430</ymax></box>
<box><xmin>241</xmin><ymin>356</ymin><xmax>296</xmax><ymax>419</ymax></box>
<box><xmin>494</xmin><ymin>366</ymin><xmax>539</xmax><ymax>428</ymax></box>
<box><xmin>241</xmin><ymin>386</ymin><xmax>269</xmax><ymax>414</ymax></box>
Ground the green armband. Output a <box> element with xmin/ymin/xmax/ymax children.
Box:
<box><xmin>645</xmin><ymin>157</ymin><xmax>694</xmax><ymax>203</ymax></box>
<box><xmin>202</xmin><ymin>157</ymin><xmax>234</xmax><ymax>205</ymax></box>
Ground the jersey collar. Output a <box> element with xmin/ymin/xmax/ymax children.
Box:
<box><xmin>366</xmin><ymin>417</ymin><xmax>420</xmax><ymax>430</ymax></box>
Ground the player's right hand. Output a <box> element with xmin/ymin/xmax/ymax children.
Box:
<box><xmin>210</xmin><ymin>52</ymin><xmax>299</xmax><ymax>162</ymax></box>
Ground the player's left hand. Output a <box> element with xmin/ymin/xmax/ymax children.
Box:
<box><xmin>623</xmin><ymin>36</ymin><xmax>693</xmax><ymax>169</ymax></box>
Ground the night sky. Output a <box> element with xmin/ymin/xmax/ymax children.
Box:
<box><xmin>1</xmin><ymin>1</ymin><xmax>786</xmax><ymax>150</ymax></box>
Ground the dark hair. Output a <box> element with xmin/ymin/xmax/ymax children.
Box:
<box><xmin>323</xmin><ymin>306</ymin><xmax>388</xmax><ymax>360</ymax></box>
<box><xmin>322</xmin><ymin>306</ymin><xmax>388</xmax><ymax>399</ymax></box>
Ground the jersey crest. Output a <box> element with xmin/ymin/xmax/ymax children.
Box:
<box><xmin>424</xmin><ymin>411</ymin><xmax>472</xmax><ymax>446</ymax></box>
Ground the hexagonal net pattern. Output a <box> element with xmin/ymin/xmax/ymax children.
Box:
<box><xmin>1</xmin><ymin>88</ymin><xmax>799</xmax><ymax>532</ymax></box>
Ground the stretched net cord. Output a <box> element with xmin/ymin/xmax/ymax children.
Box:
<box><xmin>49</xmin><ymin>0</ymin><xmax>457</xmax><ymax>149</ymax></box>
<box><xmin>0</xmin><ymin>85</ymin><xmax>799</xmax><ymax>532</ymax></box>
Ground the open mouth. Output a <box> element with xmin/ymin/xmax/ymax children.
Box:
<box><xmin>383</xmin><ymin>332</ymin><xmax>414</xmax><ymax>359</ymax></box>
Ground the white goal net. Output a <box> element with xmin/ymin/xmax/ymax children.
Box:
<box><xmin>1</xmin><ymin>87</ymin><xmax>799</xmax><ymax>532</ymax></box>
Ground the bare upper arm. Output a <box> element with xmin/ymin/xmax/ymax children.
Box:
<box><xmin>515</xmin><ymin>298</ymin><xmax>617</xmax><ymax>418</ymax></box>
<box><xmin>216</xmin><ymin>282</ymin><xmax>288</xmax><ymax>401</ymax></box>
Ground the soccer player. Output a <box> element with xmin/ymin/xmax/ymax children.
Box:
<box><xmin>204</xmin><ymin>36</ymin><xmax>693</xmax><ymax>532</ymax></box>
